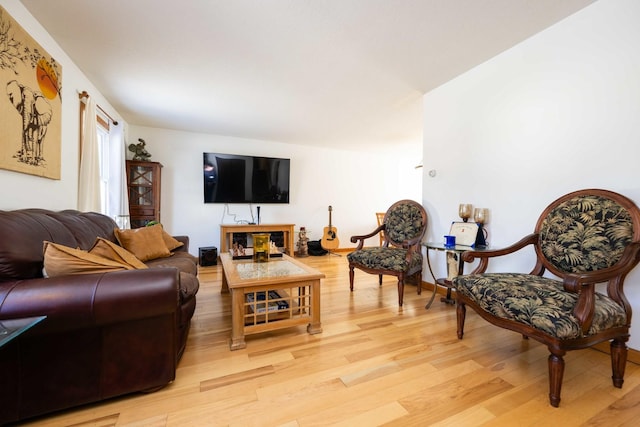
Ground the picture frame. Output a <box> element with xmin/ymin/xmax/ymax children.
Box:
<box><xmin>0</xmin><ymin>6</ymin><xmax>63</xmax><ymax>180</ymax></box>
<box><xmin>449</xmin><ymin>221</ymin><xmax>479</xmax><ymax>246</ymax></box>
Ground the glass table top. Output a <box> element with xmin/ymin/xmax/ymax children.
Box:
<box><xmin>0</xmin><ymin>315</ymin><xmax>46</xmax><ymax>348</ymax></box>
<box><xmin>234</xmin><ymin>259</ymin><xmax>307</xmax><ymax>280</ymax></box>
<box><xmin>424</xmin><ymin>242</ymin><xmax>489</xmax><ymax>252</ymax></box>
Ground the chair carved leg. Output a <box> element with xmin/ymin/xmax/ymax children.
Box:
<box><xmin>548</xmin><ymin>351</ymin><xmax>566</xmax><ymax>408</ymax></box>
<box><xmin>397</xmin><ymin>279</ymin><xmax>404</xmax><ymax>306</ymax></box>
<box><xmin>456</xmin><ymin>302</ymin><xmax>466</xmax><ymax>339</ymax></box>
<box><xmin>611</xmin><ymin>339</ymin><xmax>628</xmax><ymax>388</ymax></box>
<box><xmin>415</xmin><ymin>271</ymin><xmax>422</xmax><ymax>295</ymax></box>
<box><xmin>378</xmin><ymin>274</ymin><xmax>383</xmax><ymax>286</ymax></box>
<box><xmin>349</xmin><ymin>266</ymin><xmax>355</xmax><ymax>292</ymax></box>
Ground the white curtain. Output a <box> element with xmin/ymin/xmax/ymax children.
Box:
<box><xmin>107</xmin><ymin>123</ymin><xmax>129</xmax><ymax>222</ymax></box>
<box><xmin>78</xmin><ymin>97</ymin><xmax>102</xmax><ymax>212</ymax></box>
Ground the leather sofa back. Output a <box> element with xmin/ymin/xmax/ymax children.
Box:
<box><xmin>0</xmin><ymin>209</ymin><xmax>118</xmax><ymax>280</ymax></box>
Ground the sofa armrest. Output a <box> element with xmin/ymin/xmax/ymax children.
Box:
<box><xmin>172</xmin><ymin>235</ymin><xmax>189</xmax><ymax>252</ymax></box>
<box><xmin>0</xmin><ymin>268</ymin><xmax>179</xmax><ymax>333</ymax></box>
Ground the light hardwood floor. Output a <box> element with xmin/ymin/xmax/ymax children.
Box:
<box><xmin>22</xmin><ymin>254</ymin><xmax>640</xmax><ymax>426</ymax></box>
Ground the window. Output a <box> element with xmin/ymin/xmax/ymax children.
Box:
<box><xmin>79</xmin><ymin>93</ymin><xmax>126</xmax><ymax>219</ymax></box>
<box><xmin>97</xmin><ymin>115</ymin><xmax>110</xmax><ymax>215</ymax></box>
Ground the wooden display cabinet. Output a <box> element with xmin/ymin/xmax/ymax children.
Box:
<box><xmin>126</xmin><ymin>160</ymin><xmax>162</xmax><ymax>228</ymax></box>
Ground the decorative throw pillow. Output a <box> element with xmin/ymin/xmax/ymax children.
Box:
<box><xmin>43</xmin><ymin>241</ymin><xmax>131</xmax><ymax>277</ymax></box>
<box><xmin>156</xmin><ymin>225</ymin><xmax>184</xmax><ymax>251</ymax></box>
<box><xmin>114</xmin><ymin>225</ymin><xmax>172</xmax><ymax>262</ymax></box>
<box><xmin>89</xmin><ymin>238</ymin><xmax>148</xmax><ymax>270</ymax></box>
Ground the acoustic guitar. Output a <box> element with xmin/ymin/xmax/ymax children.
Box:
<box><xmin>321</xmin><ymin>205</ymin><xmax>339</xmax><ymax>251</ymax></box>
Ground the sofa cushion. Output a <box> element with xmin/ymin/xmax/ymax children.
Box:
<box><xmin>145</xmin><ymin>251</ymin><xmax>198</xmax><ymax>276</ymax></box>
<box><xmin>347</xmin><ymin>247</ymin><xmax>422</xmax><ymax>272</ymax></box>
<box><xmin>43</xmin><ymin>241</ymin><xmax>132</xmax><ymax>277</ymax></box>
<box><xmin>454</xmin><ymin>272</ymin><xmax>628</xmax><ymax>339</ymax></box>
<box><xmin>89</xmin><ymin>238</ymin><xmax>148</xmax><ymax>270</ymax></box>
<box><xmin>114</xmin><ymin>225</ymin><xmax>172</xmax><ymax>261</ymax></box>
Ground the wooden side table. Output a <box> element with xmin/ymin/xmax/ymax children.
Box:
<box><xmin>423</xmin><ymin>242</ymin><xmax>489</xmax><ymax>309</ymax></box>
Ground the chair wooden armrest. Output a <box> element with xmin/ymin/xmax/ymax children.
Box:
<box><xmin>563</xmin><ymin>269</ymin><xmax>619</xmax><ymax>334</ymax></box>
<box><xmin>563</xmin><ymin>242</ymin><xmax>640</xmax><ymax>332</ymax></box>
<box><xmin>350</xmin><ymin>224</ymin><xmax>385</xmax><ymax>250</ymax></box>
<box><xmin>461</xmin><ymin>233</ymin><xmax>540</xmax><ymax>274</ymax></box>
<box><xmin>403</xmin><ymin>243</ymin><xmax>421</xmax><ymax>262</ymax></box>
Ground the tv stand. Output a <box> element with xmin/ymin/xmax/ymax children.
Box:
<box><xmin>220</xmin><ymin>224</ymin><xmax>295</xmax><ymax>256</ymax></box>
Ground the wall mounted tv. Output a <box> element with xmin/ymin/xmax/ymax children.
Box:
<box><xmin>203</xmin><ymin>153</ymin><xmax>290</xmax><ymax>204</ymax></box>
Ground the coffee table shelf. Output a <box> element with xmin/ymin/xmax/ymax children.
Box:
<box><xmin>244</xmin><ymin>289</ymin><xmax>295</xmax><ymax>325</ymax></box>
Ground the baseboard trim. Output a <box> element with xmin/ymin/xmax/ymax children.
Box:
<box><xmin>421</xmin><ymin>280</ymin><xmax>451</xmax><ymax>298</ymax></box>
<box><xmin>333</xmin><ymin>248</ymin><xmax>353</xmax><ymax>253</ymax></box>
<box><xmin>420</xmin><ymin>281</ymin><xmax>640</xmax><ymax>364</ymax></box>
<box><xmin>592</xmin><ymin>341</ymin><xmax>640</xmax><ymax>365</ymax></box>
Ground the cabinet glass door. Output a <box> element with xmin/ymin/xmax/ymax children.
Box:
<box><xmin>129</xmin><ymin>166</ymin><xmax>154</xmax><ymax>206</ymax></box>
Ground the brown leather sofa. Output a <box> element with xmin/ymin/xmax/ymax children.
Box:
<box><xmin>0</xmin><ymin>209</ymin><xmax>199</xmax><ymax>424</ymax></box>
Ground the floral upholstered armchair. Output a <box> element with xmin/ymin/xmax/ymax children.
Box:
<box><xmin>348</xmin><ymin>199</ymin><xmax>427</xmax><ymax>306</ymax></box>
<box><xmin>453</xmin><ymin>189</ymin><xmax>640</xmax><ymax>407</ymax></box>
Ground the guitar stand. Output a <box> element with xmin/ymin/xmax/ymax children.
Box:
<box><xmin>325</xmin><ymin>250</ymin><xmax>341</xmax><ymax>257</ymax></box>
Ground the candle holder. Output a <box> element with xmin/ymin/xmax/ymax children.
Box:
<box><xmin>252</xmin><ymin>233</ymin><xmax>271</xmax><ymax>263</ymax></box>
<box><xmin>473</xmin><ymin>208</ymin><xmax>489</xmax><ymax>247</ymax></box>
<box><xmin>458</xmin><ymin>204</ymin><xmax>473</xmax><ymax>222</ymax></box>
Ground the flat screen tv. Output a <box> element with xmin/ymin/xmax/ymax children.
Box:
<box><xmin>203</xmin><ymin>153</ymin><xmax>290</xmax><ymax>203</ymax></box>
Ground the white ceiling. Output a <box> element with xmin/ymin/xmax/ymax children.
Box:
<box><xmin>21</xmin><ymin>0</ymin><xmax>595</xmax><ymax>150</ymax></box>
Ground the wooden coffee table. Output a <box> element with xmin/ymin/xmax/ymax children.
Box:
<box><xmin>220</xmin><ymin>252</ymin><xmax>324</xmax><ymax>350</ymax></box>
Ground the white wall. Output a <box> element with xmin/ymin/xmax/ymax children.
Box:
<box><xmin>128</xmin><ymin>125</ymin><xmax>422</xmax><ymax>256</ymax></box>
<box><xmin>421</xmin><ymin>0</ymin><xmax>640</xmax><ymax>349</ymax></box>
<box><xmin>0</xmin><ymin>0</ymin><xmax>123</xmax><ymax>209</ymax></box>
<box><xmin>0</xmin><ymin>0</ymin><xmax>421</xmax><ymax>254</ymax></box>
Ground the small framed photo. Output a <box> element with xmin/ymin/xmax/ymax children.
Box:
<box><xmin>449</xmin><ymin>222</ymin><xmax>479</xmax><ymax>246</ymax></box>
